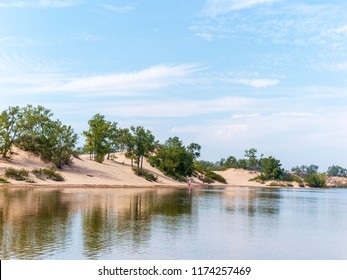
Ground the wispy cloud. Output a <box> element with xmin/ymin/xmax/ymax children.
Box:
<box><xmin>0</xmin><ymin>64</ymin><xmax>202</xmax><ymax>96</ymax></box>
<box><xmin>0</xmin><ymin>0</ymin><xmax>79</xmax><ymax>9</ymax></box>
<box><xmin>71</xmin><ymin>33</ymin><xmax>104</xmax><ymax>42</ymax></box>
<box><xmin>229</xmin><ymin>78</ymin><xmax>280</xmax><ymax>88</ymax></box>
<box><xmin>101</xmin><ymin>4</ymin><xmax>135</xmax><ymax>13</ymax></box>
<box><xmin>46</xmin><ymin>64</ymin><xmax>201</xmax><ymax>95</ymax></box>
<box><xmin>315</xmin><ymin>61</ymin><xmax>347</xmax><ymax>72</ymax></box>
<box><xmin>101</xmin><ymin>96</ymin><xmax>254</xmax><ymax>117</ymax></box>
<box><xmin>272</xmin><ymin>112</ymin><xmax>313</xmax><ymax>117</ymax></box>
<box><xmin>333</xmin><ymin>25</ymin><xmax>347</xmax><ymax>35</ymax></box>
<box><xmin>193</xmin><ymin>2</ymin><xmax>347</xmax><ymax>49</ymax></box>
<box><xmin>0</xmin><ymin>36</ymin><xmax>43</xmax><ymax>47</ymax></box>
<box><xmin>203</xmin><ymin>0</ymin><xmax>280</xmax><ymax>16</ymax></box>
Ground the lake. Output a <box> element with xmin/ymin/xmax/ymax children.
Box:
<box><xmin>0</xmin><ymin>186</ymin><xmax>346</xmax><ymax>260</ymax></box>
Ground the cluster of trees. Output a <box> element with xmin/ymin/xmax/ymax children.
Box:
<box><xmin>199</xmin><ymin>148</ymin><xmax>285</xmax><ymax>180</ymax></box>
<box><xmin>83</xmin><ymin>114</ymin><xmax>157</xmax><ymax>169</ymax></box>
<box><xmin>199</xmin><ymin>149</ymin><xmax>347</xmax><ymax>188</ymax></box>
<box><xmin>148</xmin><ymin>137</ymin><xmax>201</xmax><ymax>181</ymax></box>
<box><xmin>83</xmin><ymin>114</ymin><xmax>201</xmax><ymax>181</ymax></box>
<box><xmin>0</xmin><ymin>105</ymin><xmax>78</xmax><ymax>168</ymax></box>
<box><xmin>1</xmin><ymin>105</ymin><xmax>346</xmax><ymax>187</ymax></box>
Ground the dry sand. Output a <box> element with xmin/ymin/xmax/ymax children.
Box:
<box><xmin>1</xmin><ymin>147</ymin><xmax>332</xmax><ymax>188</ymax></box>
<box><xmin>0</xmin><ymin>147</ymin><xmax>184</xmax><ymax>187</ymax></box>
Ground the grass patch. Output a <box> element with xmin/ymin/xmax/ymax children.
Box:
<box><xmin>32</xmin><ymin>168</ymin><xmax>64</xmax><ymax>181</ymax></box>
<box><xmin>133</xmin><ymin>168</ymin><xmax>158</xmax><ymax>182</ymax></box>
<box><xmin>0</xmin><ymin>177</ymin><xmax>9</xmax><ymax>183</ymax></box>
<box><xmin>4</xmin><ymin>167</ymin><xmax>29</xmax><ymax>181</ymax></box>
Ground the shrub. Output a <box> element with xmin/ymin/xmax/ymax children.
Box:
<box><xmin>32</xmin><ymin>168</ymin><xmax>64</xmax><ymax>181</ymax></box>
<box><xmin>133</xmin><ymin>168</ymin><xmax>158</xmax><ymax>182</ymax></box>
<box><xmin>0</xmin><ymin>177</ymin><xmax>9</xmax><ymax>183</ymax></box>
<box><xmin>201</xmin><ymin>176</ymin><xmax>214</xmax><ymax>184</ymax></box>
<box><xmin>305</xmin><ymin>173</ymin><xmax>326</xmax><ymax>188</ymax></box>
<box><xmin>205</xmin><ymin>171</ymin><xmax>227</xmax><ymax>184</ymax></box>
<box><xmin>4</xmin><ymin>167</ymin><xmax>29</xmax><ymax>181</ymax></box>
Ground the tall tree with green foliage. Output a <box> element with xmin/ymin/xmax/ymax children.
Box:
<box><xmin>291</xmin><ymin>165</ymin><xmax>319</xmax><ymax>178</ymax></box>
<box><xmin>149</xmin><ymin>136</ymin><xmax>197</xmax><ymax>180</ymax></box>
<box><xmin>18</xmin><ymin>105</ymin><xmax>54</xmax><ymax>154</ymax></box>
<box><xmin>130</xmin><ymin>126</ymin><xmax>156</xmax><ymax>170</ymax></box>
<box><xmin>327</xmin><ymin>165</ymin><xmax>347</xmax><ymax>177</ymax></box>
<box><xmin>0</xmin><ymin>106</ymin><xmax>23</xmax><ymax>159</ymax></box>
<box><xmin>244</xmin><ymin>148</ymin><xmax>259</xmax><ymax>170</ymax></box>
<box><xmin>83</xmin><ymin>114</ymin><xmax>111</xmax><ymax>163</ymax></box>
<box><xmin>259</xmin><ymin>156</ymin><xmax>284</xmax><ymax>180</ymax></box>
<box><xmin>118</xmin><ymin>128</ymin><xmax>136</xmax><ymax>167</ymax></box>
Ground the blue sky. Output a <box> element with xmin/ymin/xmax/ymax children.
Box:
<box><xmin>1</xmin><ymin>0</ymin><xmax>347</xmax><ymax>170</ymax></box>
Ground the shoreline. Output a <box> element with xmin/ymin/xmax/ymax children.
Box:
<box><xmin>0</xmin><ymin>182</ymin><xmax>299</xmax><ymax>189</ymax></box>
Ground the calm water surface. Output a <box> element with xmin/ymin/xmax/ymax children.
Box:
<box><xmin>0</xmin><ymin>186</ymin><xmax>346</xmax><ymax>259</ymax></box>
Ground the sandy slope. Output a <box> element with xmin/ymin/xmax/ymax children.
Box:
<box><xmin>3</xmin><ymin>148</ymin><xmax>341</xmax><ymax>188</ymax></box>
<box><xmin>0</xmin><ymin>148</ymin><xmax>185</xmax><ymax>187</ymax></box>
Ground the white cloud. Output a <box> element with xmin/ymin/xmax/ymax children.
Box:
<box><xmin>318</xmin><ymin>62</ymin><xmax>347</xmax><ymax>72</ymax></box>
<box><xmin>232</xmin><ymin>113</ymin><xmax>260</xmax><ymax>118</ymax></box>
<box><xmin>272</xmin><ymin>112</ymin><xmax>313</xmax><ymax>117</ymax></box>
<box><xmin>195</xmin><ymin>33</ymin><xmax>213</xmax><ymax>41</ymax></box>
<box><xmin>101</xmin><ymin>96</ymin><xmax>254</xmax><ymax>118</ymax></box>
<box><xmin>0</xmin><ymin>36</ymin><xmax>42</xmax><ymax>47</ymax></box>
<box><xmin>229</xmin><ymin>78</ymin><xmax>280</xmax><ymax>88</ymax></box>
<box><xmin>40</xmin><ymin>64</ymin><xmax>201</xmax><ymax>95</ymax></box>
<box><xmin>71</xmin><ymin>33</ymin><xmax>103</xmax><ymax>42</ymax></box>
<box><xmin>0</xmin><ymin>64</ymin><xmax>202</xmax><ymax>96</ymax></box>
<box><xmin>203</xmin><ymin>0</ymin><xmax>279</xmax><ymax>16</ymax></box>
<box><xmin>101</xmin><ymin>4</ymin><xmax>135</xmax><ymax>13</ymax></box>
<box><xmin>0</xmin><ymin>0</ymin><xmax>79</xmax><ymax>8</ymax></box>
<box><xmin>333</xmin><ymin>25</ymin><xmax>347</xmax><ymax>34</ymax></box>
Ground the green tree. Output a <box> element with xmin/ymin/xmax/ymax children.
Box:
<box><xmin>0</xmin><ymin>106</ymin><xmax>23</xmax><ymax>159</ymax></box>
<box><xmin>149</xmin><ymin>137</ymin><xmax>195</xmax><ymax>180</ymax></box>
<box><xmin>83</xmin><ymin>114</ymin><xmax>111</xmax><ymax>163</ymax></box>
<box><xmin>244</xmin><ymin>148</ymin><xmax>258</xmax><ymax>171</ymax></box>
<box><xmin>305</xmin><ymin>173</ymin><xmax>327</xmax><ymax>188</ymax></box>
<box><xmin>187</xmin><ymin>143</ymin><xmax>201</xmax><ymax>160</ymax></box>
<box><xmin>118</xmin><ymin>128</ymin><xmax>136</xmax><ymax>167</ymax></box>
<box><xmin>327</xmin><ymin>165</ymin><xmax>347</xmax><ymax>177</ymax></box>
<box><xmin>106</xmin><ymin>121</ymin><xmax>119</xmax><ymax>159</ymax></box>
<box><xmin>130</xmin><ymin>126</ymin><xmax>156</xmax><ymax>170</ymax></box>
<box><xmin>259</xmin><ymin>156</ymin><xmax>284</xmax><ymax>180</ymax></box>
<box><xmin>47</xmin><ymin>121</ymin><xmax>78</xmax><ymax>168</ymax></box>
<box><xmin>291</xmin><ymin>165</ymin><xmax>319</xmax><ymax>178</ymax></box>
<box><xmin>17</xmin><ymin>105</ymin><xmax>53</xmax><ymax>153</ymax></box>
<box><xmin>224</xmin><ymin>156</ymin><xmax>238</xmax><ymax>169</ymax></box>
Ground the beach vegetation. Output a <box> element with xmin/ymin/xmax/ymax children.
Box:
<box><xmin>0</xmin><ymin>106</ymin><xmax>23</xmax><ymax>159</ymax></box>
<box><xmin>133</xmin><ymin>167</ymin><xmax>158</xmax><ymax>182</ymax></box>
<box><xmin>327</xmin><ymin>165</ymin><xmax>347</xmax><ymax>177</ymax></box>
<box><xmin>4</xmin><ymin>167</ymin><xmax>29</xmax><ymax>181</ymax></box>
<box><xmin>130</xmin><ymin>126</ymin><xmax>157</xmax><ymax>170</ymax></box>
<box><xmin>258</xmin><ymin>156</ymin><xmax>284</xmax><ymax>180</ymax></box>
<box><xmin>192</xmin><ymin>161</ymin><xmax>227</xmax><ymax>184</ymax></box>
<box><xmin>1</xmin><ymin>105</ymin><xmax>79</xmax><ymax>169</ymax></box>
<box><xmin>83</xmin><ymin>114</ymin><xmax>115</xmax><ymax>163</ymax></box>
<box><xmin>204</xmin><ymin>171</ymin><xmax>227</xmax><ymax>184</ymax></box>
<box><xmin>304</xmin><ymin>173</ymin><xmax>327</xmax><ymax>188</ymax></box>
<box><xmin>149</xmin><ymin>136</ymin><xmax>197</xmax><ymax>180</ymax></box>
<box><xmin>291</xmin><ymin>164</ymin><xmax>319</xmax><ymax>178</ymax></box>
<box><xmin>0</xmin><ymin>177</ymin><xmax>9</xmax><ymax>183</ymax></box>
<box><xmin>32</xmin><ymin>168</ymin><xmax>64</xmax><ymax>181</ymax></box>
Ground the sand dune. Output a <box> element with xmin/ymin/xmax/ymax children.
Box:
<box><xmin>0</xmin><ymin>148</ymin><xmax>185</xmax><ymax>187</ymax></box>
<box><xmin>3</xmin><ymin>147</ymin><xmax>342</xmax><ymax>188</ymax></box>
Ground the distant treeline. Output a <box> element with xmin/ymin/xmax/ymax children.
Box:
<box><xmin>196</xmin><ymin>148</ymin><xmax>347</xmax><ymax>188</ymax></box>
<box><xmin>1</xmin><ymin>105</ymin><xmax>346</xmax><ymax>187</ymax></box>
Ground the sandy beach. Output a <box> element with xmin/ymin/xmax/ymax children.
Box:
<box><xmin>1</xmin><ymin>147</ymin><xmax>345</xmax><ymax>188</ymax></box>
